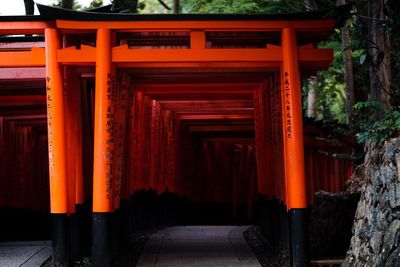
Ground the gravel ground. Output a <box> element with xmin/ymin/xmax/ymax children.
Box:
<box><xmin>42</xmin><ymin>225</ymin><xmax>290</xmax><ymax>267</ymax></box>
<box><xmin>113</xmin><ymin>227</ymin><xmax>163</xmax><ymax>267</ymax></box>
<box><xmin>41</xmin><ymin>227</ymin><xmax>163</xmax><ymax>267</ymax></box>
<box><xmin>243</xmin><ymin>226</ymin><xmax>290</xmax><ymax>267</ymax></box>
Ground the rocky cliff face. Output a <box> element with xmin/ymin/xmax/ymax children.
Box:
<box><xmin>343</xmin><ymin>138</ymin><xmax>400</xmax><ymax>266</ymax></box>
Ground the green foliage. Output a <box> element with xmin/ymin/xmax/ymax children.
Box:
<box><xmin>303</xmin><ymin>38</ymin><xmax>347</xmax><ymax>123</ymax></box>
<box><xmin>385</xmin><ymin>0</ymin><xmax>400</xmax><ymax>105</ymax></box>
<box><xmin>182</xmin><ymin>0</ymin><xmax>310</xmax><ymax>14</ymax></box>
<box><xmin>181</xmin><ymin>0</ymin><xmax>338</xmax><ymax>14</ymax></box>
<box><xmin>52</xmin><ymin>0</ymin><xmax>82</xmax><ymax>10</ymax></box>
<box><xmin>182</xmin><ymin>0</ymin><xmax>261</xmax><ymax>13</ymax></box>
<box><xmin>87</xmin><ymin>0</ymin><xmax>103</xmax><ymax>9</ymax></box>
<box><xmin>353</xmin><ymin>100</ymin><xmax>400</xmax><ymax>143</ymax></box>
<box><xmin>141</xmin><ymin>0</ymin><xmax>168</xmax><ymax>13</ymax></box>
<box><xmin>184</xmin><ymin>0</ymin><xmax>347</xmax><ymax>124</ymax></box>
<box><xmin>351</xmin><ymin>0</ymin><xmax>400</xmax><ymax>107</ymax></box>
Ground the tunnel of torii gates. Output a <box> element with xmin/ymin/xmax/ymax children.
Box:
<box><xmin>0</xmin><ymin>3</ymin><xmax>353</xmax><ymax>267</ymax></box>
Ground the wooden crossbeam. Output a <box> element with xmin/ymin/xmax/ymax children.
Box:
<box><xmin>0</xmin><ymin>48</ymin><xmax>45</xmax><ymax>67</ymax></box>
<box><xmin>56</xmin><ymin>19</ymin><xmax>335</xmax><ymax>30</ymax></box>
<box><xmin>179</xmin><ymin>114</ymin><xmax>253</xmax><ymax>120</ymax></box>
<box><xmin>0</xmin><ymin>21</ymin><xmax>53</xmax><ymax>35</ymax></box>
<box><xmin>0</xmin><ymin>45</ymin><xmax>332</xmax><ymax>69</ymax></box>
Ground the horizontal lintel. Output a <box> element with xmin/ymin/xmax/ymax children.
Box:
<box><xmin>0</xmin><ymin>45</ymin><xmax>332</xmax><ymax>69</ymax></box>
<box><xmin>179</xmin><ymin>114</ymin><xmax>254</xmax><ymax>120</ymax></box>
<box><xmin>56</xmin><ymin>19</ymin><xmax>335</xmax><ymax>31</ymax></box>
<box><xmin>0</xmin><ymin>21</ymin><xmax>54</xmax><ymax>35</ymax></box>
<box><xmin>0</xmin><ymin>48</ymin><xmax>45</xmax><ymax>67</ymax></box>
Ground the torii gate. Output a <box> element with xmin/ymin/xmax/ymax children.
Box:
<box><xmin>0</xmin><ymin>4</ymin><xmax>349</xmax><ymax>267</ymax></box>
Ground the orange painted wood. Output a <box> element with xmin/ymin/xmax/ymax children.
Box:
<box><xmin>281</xmin><ymin>28</ymin><xmax>307</xmax><ymax>209</ymax></box>
<box><xmin>71</xmin><ymin>69</ymin><xmax>84</xmax><ymax>205</ymax></box>
<box><xmin>56</xmin><ymin>19</ymin><xmax>335</xmax><ymax>30</ymax></box>
<box><xmin>279</xmin><ymin>69</ymin><xmax>289</xmax><ymax>207</ymax></box>
<box><xmin>112</xmin><ymin>47</ymin><xmax>282</xmax><ymax>63</ymax></box>
<box><xmin>253</xmin><ymin>89</ymin><xmax>264</xmax><ymax>195</ymax></box>
<box><xmin>190</xmin><ymin>30</ymin><xmax>206</xmax><ymax>49</ymax></box>
<box><xmin>45</xmin><ymin>28</ymin><xmax>69</xmax><ymax>214</ymax></box>
<box><xmin>57</xmin><ymin>45</ymin><xmax>96</xmax><ymax>65</ymax></box>
<box><xmin>0</xmin><ymin>48</ymin><xmax>45</xmax><ymax>67</ymax></box>
<box><xmin>150</xmin><ymin>100</ymin><xmax>159</xmax><ymax>191</ymax></box>
<box><xmin>117</xmin><ymin>73</ymin><xmax>132</xmax><ymax>202</ymax></box>
<box><xmin>92</xmin><ymin>28</ymin><xmax>114</xmax><ymax>212</ymax></box>
<box><xmin>112</xmin><ymin>73</ymin><xmax>128</xmax><ymax>209</ymax></box>
<box><xmin>0</xmin><ymin>95</ymin><xmax>45</xmax><ymax>106</ymax></box>
<box><xmin>63</xmin><ymin>67</ymin><xmax>76</xmax><ymax>214</ymax></box>
<box><xmin>0</xmin><ymin>21</ymin><xmax>53</xmax><ymax>35</ymax></box>
<box><xmin>307</xmin><ymin>148</ymin><xmax>315</xmax><ymax>204</ymax></box>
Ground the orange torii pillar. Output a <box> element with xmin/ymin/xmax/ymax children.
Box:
<box><xmin>281</xmin><ymin>27</ymin><xmax>309</xmax><ymax>267</ymax></box>
<box><xmin>45</xmin><ymin>28</ymin><xmax>71</xmax><ymax>266</ymax></box>
<box><xmin>64</xmin><ymin>67</ymin><xmax>85</xmax><ymax>263</ymax></box>
<box><xmin>92</xmin><ymin>28</ymin><xmax>114</xmax><ymax>267</ymax></box>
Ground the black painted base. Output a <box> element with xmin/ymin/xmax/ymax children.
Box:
<box><xmin>290</xmin><ymin>208</ymin><xmax>310</xmax><ymax>267</ymax></box>
<box><xmin>51</xmin><ymin>214</ymin><xmax>71</xmax><ymax>267</ymax></box>
<box><xmin>70</xmin><ymin>204</ymin><xmax>89</xmax><ymax>263</ymax></box>
<box><xmin>92</xmin><ymin>212</ymin><xmax>112</xmax><ymax>267</ymax></box>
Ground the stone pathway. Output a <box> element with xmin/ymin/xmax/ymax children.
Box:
<box><xmin>137</xmin><ymin>226</ymin><xmax>261</xmax><ymax>267</ymax></box>
<box><xmin>0</xmin><ymin>241</ymin><xmax>51</xmax><ymax>267</ymax></box>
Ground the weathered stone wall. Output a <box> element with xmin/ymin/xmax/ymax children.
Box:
<box><xmin>343</xmin><ymin>138</ymin><xmax>400</xmax><ymax>266</ymax></box>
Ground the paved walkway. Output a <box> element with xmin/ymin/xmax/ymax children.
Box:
<box><xmin>0</xmin><ymin>241</ymin><xmax>51</xmax><ymax>267</ymax></box>
<box><xmin>137</xmin><ymin>226</ymin><xmax>261</xmax><ymax>267</ymax></box>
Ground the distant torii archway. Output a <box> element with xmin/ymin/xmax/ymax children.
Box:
<box><xmin>0</xmin><ymin>4</ymin><xmax>350</xmax><ymax>267</ymax></box>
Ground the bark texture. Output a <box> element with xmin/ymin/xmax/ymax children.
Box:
<box><xmin>61</xmin><ymin>0</ymin><xmax>74</xmax><ymax>9</ymax></box>
<box><xmin>24</xmin><ymin>0</ymin><xmax>35</xmax><ymax>15</ymax></box>
<box><xmin>173</xmin><ymin>0</ymin><xmax>180</xmax><ymax>14</ymax></box>
<box><xmin>306</xmin><ymin>76</ymin><xmax>317</xmax><ymax>118</ymax></box>
<box><xmin>368</xmin><ymin>0</ymin><xmax>392</xmax><ymax>110</ymax></box>
<box><xmin>339</xmin><ymin>0</ymin><xmax>355</xmax><ymax>124</ymax></box>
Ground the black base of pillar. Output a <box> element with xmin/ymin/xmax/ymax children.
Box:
<box><xmin>290</xmin><ymin>208</ymin><xmax>310</xmax><ymax>267</ymax></box>
<box><xmin>92</xmin><ymin>212</ymin><xmax>112</xmax><ymax>267</ymax></box>
<box><xmin>111</xmin><ymin>209</ymin><xmax>121</xmax><ymax>260</ymax></box>
<box><xmin>70</xmin><ymin>204</ymin><xmax>86</xmax><ymax>263</ymax></box>
<box><xmin>281</xmin><ymin>202</ymin><xmax>290</xmax><ymax>252</ymax></box>
<box><xmin>51</xmin><ymin>214</ymin><xmax>71</xmax><ymax>267</ymax></box>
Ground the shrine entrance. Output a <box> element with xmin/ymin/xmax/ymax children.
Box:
<box><xmin>0</xmin><ymin>4</ymin><xmax>350</xmax><ymax>267</ymax></box>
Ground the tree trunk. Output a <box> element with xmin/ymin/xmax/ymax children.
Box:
<box><xmin>307</xmin><ymin>76</ymin><xmax>318</xmax><ymax>118</ymax></box>
<box><xmin>62</xmin><ymin>0</ymin><xmax>74</xmax><ymax>9</ymax></box>
<box><xmin>304</xmin><ymin>0</ymin><xmax>317</xmax><ymax>11</ymax></box>
<box><xmin>111</xmin><ymin>0</ymin><xmax>138</xmax><ymax>13</ymax></box>
<box><xmin>368</xmin><ymin>0</ymin><xmax>391</xmax><ymax>111</ymax></box>
<box><xmin>24</xmin><ymin>0</ymin><xmax>35</xmax><ymax>15</ymax></box>
<box><xmin>339</xmin><ymin>0</ymin><xmax>355</xmax><ymax>124</ymax></box>
<box><xmin>173</xmin><ymin>0</ymin><xmax>180</xmax><ymax>14</ymax></box>
<box><xmin>305</xmin><ymin>0</ymin><xmax>318</xmax><ymax>119</ymax></box>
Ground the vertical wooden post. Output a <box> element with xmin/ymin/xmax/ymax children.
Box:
<box><xmin>281</xmin><ymin>27</ymin><xmax>309</xmax><ymax>267</ymax></box>
<box><xmin>64</xmin><ymin>67</ymin><xmax>86</xmax><ymax>262</ymax></box>
<box><xmin>247</xmin><ymin>145</ymin><xmax>255</xmax><ymax>220</ymax></box>
<box><xmin>133</xmin><ymin>90</ymin><xmax>144</xmax><ymax>191</ymax></box>
<box><xmin>0</xmin><ymin>116</ymin><xmax>3</xmax><ymax>207</ymax></box>
<box><xmin>45</xmin><ymin>28</ymin><xmax>71</xmax><ymax>266</ymax></box>
<box><xmin>307</xmin><ymin>149</ymin><xmax>315</xmax><ymax>204</ymax></box>
<box><xmin>66</xmin><ymin>68</ymin><xmax>84</xmax><ymax>208</ymax></box>
<box><xmin>279</xmin><ymin>70</ymin><xmax>290</xmax><ymax>209</ymax></box>
<box><xmin>92</xmin><ymin>28</ymin><xmax>113</xmax><ymax>267</ymax></box>
<box><xmin>150</xmin><ymin>100</ymin><xmax>157</xmax><ymax>191</ymax></box>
